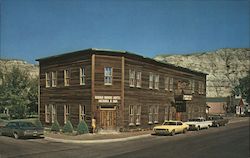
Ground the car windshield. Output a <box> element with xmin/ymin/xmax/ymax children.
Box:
<box><xmin>163</xmin><ymin>122</ymin><xmax>177</xmax><ymax>125</ymax></box>
<box><xmin>18</xmin><ymin>122</ymin><xmax>36</xmax><ymax>128</ymax></box>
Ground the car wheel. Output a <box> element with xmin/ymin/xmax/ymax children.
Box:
<box><xmin>216</xmin><ymin>124</ymin><xmax>220</xmax><ymax>127</ymax></box>
<box><xmin>13</xmin><ymin>132</ymin><xmax>19</xmax><ymax>139</ymax></box>
<box><xmin>183</xmin><ymin>128</ymin><xmax>187</xmax><ymax>134</ymax></box>
<box><xmin>171</xmin><ymin>130</ymin><xmax>175</xmax><ymax>136</ymax></box>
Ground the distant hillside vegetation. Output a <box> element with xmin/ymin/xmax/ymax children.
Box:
<box><xmin>155</xmin><ymin>48</ymin><xmax>250</xmax><ymax>97</ymax></box>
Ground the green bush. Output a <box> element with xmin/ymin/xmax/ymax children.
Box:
<box><xmin>62</xmin><ymin>120</ymin><xmax>74</xmax><ymax>133</ymax></box>
<box><xmin>51</xmin><ymin>120</ymin><xmax>60</xmax><ymax>132</ymax></box>
<box><xmin>34</xmin><ymin>119</ymin><xmax>43</xmax><ymax>128</ymax></box>
<box><xmin>77</xmin><ymin>120</ymin><xmax>89</xmax><ymax>134</ymax></box>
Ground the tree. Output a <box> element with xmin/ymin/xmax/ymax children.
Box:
<box><xmin>0</xmin><ymin>66</ymin><xmax>38</xmax><ymax>119</ymax></box>
<box><xmin>233</xmin><ymin>71</ymin><xmax>250</xmax><ymax>104</ymax></box>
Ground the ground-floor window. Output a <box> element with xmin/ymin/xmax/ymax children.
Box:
<box><xmin>64</xmin><ymin>105</ymin><xmax>70</xmax><ymax>124</ymax></box>
<box><xmin>45</xmin><ymin>104</ymin><xmax>50</xmax><ymax>123</ymax></box>
<box><xmin>79</xmin><ymin>104</ymin><xmax>85</xmax><ymax>121</ymax></box>
<box><xmin>129</xmin><ymin>105</ymin><xmax>141</xmax><ymax>126</ymax></box>
<box><xmin>51</xmin><ymin>104</ymin><xmax>57</xmax><ymax>123</ymax></box>
<box><xmin>148</xmin><ymin>105</ymin><xmax>159</xmax><ymax>124</ymax></box>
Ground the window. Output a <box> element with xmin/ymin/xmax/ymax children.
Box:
<box><xmin>129</xmin><ymin>69</ymin><xmax>135</xmax><ymax>87</ymax></box>
<box><xmin>148</xmin><ymin>106</ymin><xmax>153</xmax><ymax>124</ymax></box>
<box><xmin>149</xmin><ymin>72</ymin><xmax>153</xmax><ymax>89</ymax></box>
<box><xmin>135</xmin><ymin>105</ymin><xmax>141</xmax><ymax>125</ymax></box>
<box><xmin>104</xmin><ymin>67</ymin><xmax>112</xmax><ymax>85</ymax></box>
<box><xmin>79</xmin><ymin>105</ymin><xmax>85</xmax><ymax>121</ymax></box>
<box><xmin>165</xmin><ymin>77</ymin><xmax>169</xmax><ymax>91</ymax></box>
<box><xmin>64</xmin><ymin>105</ymin><xmax>70</xmax><ymax>124</ymax></box>
<box><xmin>51</xmin><ymin>104</ymin><xmax>57</xmax><ymax>123</ymax></box>
<box><xmin>45</xmin><ymin>104</ymin><xmax>50</xmax><ymax>123</ymax></box>
<box><xmin>129</xmin><ymin>105</ymin><xmax>141</xmax><ymax>126</ymax></box>
<box><xmin>45</xmin><ymin>72</ymin><xmax>51</xmax><ymax>87</ymax></box>
<box><xmin>129</xmin><ymin>105</ymin><xmax>135</xmax><ymax>126</ymax></box>
<box><xmin>169</xmin><ymin>77</ymin><xmax>174</xmax><ymax>91</ymax></box>
<box><xmin>64</xmin><ymin>70</ymin><xmax>70</xmax><ymax>86</ymax></box>
<box><xmin>191</xmin><ymin>80</ymin><xmax>195</xmax><ymax>94</ymax></box>
<box><xmin>51</xmin><ymin>72</ymin><xmax>57</xmax><ymax>87</ymax></box>
<box><xmin>154</xmin><ymin>74</ymin><xmax>159</xmax><ymax>90</ymax></box>
<box><xmin>148</xmin><ymin>105</ymin><xmax>159</xmax><ymax>124</ymax></box>
<box><xmin>164</xmin><ymin>107</ymin><xmax>168</xmax><ymax>121</ymax></box>
<box><xmin>80</xmin><ymin>67</ymin><xmax>86</xmax><ymax>85</ymax></box>
<box><xmin>198</xmin><ymin>81</ymin><xmax>203</xmax><ymax>94</ymax></box>
<box><xmin>154</xmin><ymin>105</ymin><xmax>159</xmax><ymax>123</ymax></box>
<box><xmin>136</xmin><ymin>72</ymin><xmax>142</xmax><ymax>88</ymax></box>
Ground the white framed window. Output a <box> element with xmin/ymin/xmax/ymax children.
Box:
<box><xmin>191</xmin><ymin>80</ymin><xmax>195</xmax><ymax>94</ymax></box>
<box><xmin>136</xmin><ymin>105</ymin><xmax>141</xmax><ymax>125</ymax></box>
<box><xmin>51</xmin><ymin>104</ymin><xmax>57</xmax><ymax>123</ymax></box>
<box><xmin>129</xmin><ymin>69</ymin><xmax>135</xmax><ymax>87</ymax></box>
<box><xmin>45</xmin><ymin>72</ymin><xmax>51</xmax><ymax>87</ymax></box>
<box><xmin>80</xmin><ymin>67</ymin><xmax>85</xmax><ymax>85</ymax></box>
<box><xmin>64</xmin><ymin>70</ymin><xmax>70</xmax><ymax>86</ymax></box>
<box><xmin>154</xmin><ymin>74</ymin><xmax>159</xmax><ymax>90</ymax></box>
<box><xmin>136</xmin><ymin>72</ymin><xmax>142</xmax><ymax>88</ymax></box>
<box><xmin>149</xmin><ymin>72</ymin><xmax>153</xmax><ymax>89</ymax></box>
<box><xmin>148</xmin><ymin>106</ymin><xmax>153</xmax><ymax>124</ymax></box>
<box><xmin>165</xmin><ymin>76</ymin><xmax>169</xmax><ymax>91</ymax></box>
<box><xmin>79</xmin><ymin>105</ymin><xmax>86</xmax><ymax>121</ymax></box>
<box><xmin>51</xmin><ymin>71</ymin><xmax>57</xmax><ymax>87</ymax></box>
<box><xmin>104</xmin><ymin>67</ymin><xmax>112</xmax><ymax>85</ymax></box>
<box><xmin>129</xmin><ymin>105</ymin><xmax>135</xmax><ymax>126</ymax></box>
<box><xmin>45</xmin><ymin>104</ymin><xmax>50</xmax><ymax>123</ymax></box>
<box><xmin>64</xmin><ymin>105</ymin><xmax>70</xmax><ymax>124</ymax></box>
<box><xmin>154</xmin><ymin>105</ymin><xmax>159</xmax><ymax>123</ymax></box>
<box><xmin>169</xmin><ymin>77</ymin><xmax>174</xmax><ymax>91</ymax></box>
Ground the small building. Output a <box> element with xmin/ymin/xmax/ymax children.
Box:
<box><xmin>36</xmin><ymin>48</ymin><xmax>207</xmax><ymax>132</ymax></box>
<box><xmin>206</xmin><ymin>97</ymin><xmax>228</xmax><ymax>115</ymax></box>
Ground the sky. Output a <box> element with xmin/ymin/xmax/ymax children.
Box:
<box><xmin>0</xmin><ymin>0</ymin><xmax>249</xmax><ymax>64</ymax></box>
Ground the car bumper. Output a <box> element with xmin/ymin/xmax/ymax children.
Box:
<box><xmin>154</xmin><ymin>129</ymin><xmax>170</xmax><ymax>135</ymax></box>
<box><xmin>23</xmin><ymin>130</ymin><xmax>44</xmax><ymax>137</ymax></box>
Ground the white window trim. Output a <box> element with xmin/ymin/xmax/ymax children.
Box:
<box><xmin>154</xmin><ymin>106</ymin><xmax>159</xmax><ymax>124</ymax></box>
<box><xmin>148</xmin><ymin>106</ymin><xmax>153</xmax><ymax>124</ymax></box>
<box><xmin>51</xmin><ymin>72</ymin><xmax>57</xmax><ymax>87</ymax></box>
<box><xmin>192</xmin><ymin>80</ymin><xmax>195</xmax><ymax>94</ymax></box>
<box><xmin>79</xmin><ymin>104</ymin><xmax>86</xmax><ymax>121</ymax></box>
<box><xmin>64</xmin><ymin>70</ymin><xmax>70</xmax><ymax>86</ymax></box>
<box><xmin>169</xmin><ymin>77</ymin><xmax>174</xmax><ymax>91</ymax></box>
<box><xmin>45</xmin><ymin>72</ymin><xmax>51</xmax><ymax>88</ymax></box>
<box><xmin>136</xmin><ymin>72</ymin><xmax>142</xmax><ymax>88</ymax></box>
<box><xmin>129</xmin><ymin>105</ymin><xmax>135</xmax><ymax>126</ymax></box>
<box><xmin>154</xmin><ymin>74</ymin><xmax>159</xmax><ymax>90</ymax></box>
<box><xmin>129</xmin><ymin>69</ymin><xmax>135</xmax><ymax>87</ymax></box>
<box><xmin>51</xmin><ymin>104</ymin><xmax>56</xmax><ymax>123</ymax></box>
<box><xmin>45</xmin><ymin>104</ymin><xmax>50</xmax><ymax>123</ymax></box>
<box><xmin>80</xmin><ymin>67</ymin><xmax>85</xmax><ymax>85</ymax></box>
<box><xmin>104</xmin><ymin>67</ymin><xmax>113</xmax><ymax>85</ymax></box>
<box><xmin>149</xmin><ymin>72</ymin><xmax>153</xmax><ymax>89</ymax></box>
<box><xmin>135</xmin><ymin>105</ymin><xmax>141</xmax><ymax>125</ymax></box>
<box><xmin>165</xmin><ymin>76</ymin><xmax>169</xmax><ymax>91</ymax></box>
<box><xmin>64</xmin><ymin>105</ymin><xmax>70</xmax><ymax>124</ymax></box>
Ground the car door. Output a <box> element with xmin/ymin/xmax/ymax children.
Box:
<box><xmin>5</xmin><ymin>122</ymin><xmax>17</xmax><ymax>136</ymax></box>
<box><xmin>177</xmin><ymin>122</ymin><xmax>183</xmax><ymax>133</ymax></box>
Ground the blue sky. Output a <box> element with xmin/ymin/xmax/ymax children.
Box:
<box><xmin>0</xmin><ymin>0</ymin><xmax>249</xmax><ymax>63</ymax></box>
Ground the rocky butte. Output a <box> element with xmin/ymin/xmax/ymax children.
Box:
<box><xmin>154</xmin><ymin>48</ymin><xmax>250</xmax><ymax>97</ymax></box>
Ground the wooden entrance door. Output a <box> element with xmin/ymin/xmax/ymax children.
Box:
<box><xmin>100</xmin><ymin>110</ymin><xmax>116</xmax><ymax>130</ymax></box>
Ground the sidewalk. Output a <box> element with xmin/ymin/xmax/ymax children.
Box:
<box><xmin>44</xmin><ymin>116</ymin><xmax>249</xmax><ymax>144</ymax></box>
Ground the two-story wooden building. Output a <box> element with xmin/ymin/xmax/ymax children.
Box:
<box><xmin>36</xmin><ymin>48</ymin><xmax>207</xmax><ymax>132</ymax></box>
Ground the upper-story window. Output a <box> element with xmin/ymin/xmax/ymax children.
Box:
<box><xmin>64</xmin><ymin>70</ymin><xmax>70</xmax><ymax>86</ymax></box>
<box><xmin>165</xmin><ymin>76</ymin><xmax>169</xmax><ymax>91</ymax></box>
<box><xmin>169</xmin><ymin>77</ymin><xmax>174</xmax><ymax>91</ymax></box>
<box><xmin>154</xmin><ymin>74</ymin><xmax>159</xmax><ymax>90</ymax></box>
<box><xmin>80</xmin><ymin>67</ymin><xmax>85</xmax><ymax>85</ymax></box>
<box><xmin>51</xmin><ymin>71</ymin><xmax>57</xmax><ymax>87</ymax></box>
<box><xmin>149</xmin><ymin>72</ymin><xmax>153</xmax><ymax>89</ymax></box>
<box><xmin>104</xmin><ymin>67</ymin><xmax>112</xmax><ymax>85</ymax></box>
<box><xmin>198</xmin><ymin>81</ymin><xmax>204</xmax><ymax>94</ymax></box>
<box><xmin>45</xmin><ymin>72</ymin><xmax>51</xmax><ymax>87</ymax></box>
<box><xmin>129</xmin><ymin>69</ymin><xmax>135</xmax><ymax>87</ymax></box>
<box><xmin>136</xmin><ymin>72</ymin><xmax>142</xmax><ymax>88</ymax></box>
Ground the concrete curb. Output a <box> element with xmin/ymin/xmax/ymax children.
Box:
<box><xmin>45</xmin><ymin>134</ymin><xmax>151</xmax><ymax>144</ymax></box>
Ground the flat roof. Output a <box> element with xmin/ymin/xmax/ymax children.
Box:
<box><xmin>36</xmin><ymin>48</ymin><xmax>207</xmax><ymax>76</ymax></box>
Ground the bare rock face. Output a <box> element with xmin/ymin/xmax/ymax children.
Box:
<box><xmin>0</xmin><ymin>59</ymin><xmax>38</xmax><ymax>79</ymax></box>
<box><xmin>155</xmin><ymin>48</ymin><xmax>250</xmax><ymax>97</ymax></box>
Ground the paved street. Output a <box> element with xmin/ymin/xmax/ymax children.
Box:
<box><xmin>0</xmin><ymin>120</ymin><xmax>249</xmax><ymax>158</ymax></box>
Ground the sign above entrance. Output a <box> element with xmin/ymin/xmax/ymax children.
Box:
<box><xmin>95</xmin><ymin>96</ymin><xmax>121</xmax><ymax>103</ymax></box>
<box><xmin>183</xmin><ymin>95</ymin><xmax>193</xmax><ymax>101</ymax></box>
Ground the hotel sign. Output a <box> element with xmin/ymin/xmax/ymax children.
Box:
<box><xmin>183</xmin><ymin>95</ymin><xmax>192</xmax><ymax>101</ymax></box>
<box><xmin>95</xmin><ymin>96</ymin><xmax>121</xmax><ymax>103</ymax></box>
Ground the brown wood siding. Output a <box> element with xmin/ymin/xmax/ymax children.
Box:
<box><xmin>39</xmin><ymin>54</ymin><xmax>92</xmax><ymax>128</ymax></box>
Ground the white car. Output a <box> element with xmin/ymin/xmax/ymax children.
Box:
<box><xmin>185</xmin><ymin>117</ymin><xmax>212</xmax><ymax>130</ymax></box>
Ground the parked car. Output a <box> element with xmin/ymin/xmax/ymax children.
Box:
<box><xmin>208</xmin><ymin>115</ymin><xmax>229</xmax><ymax>127</ymax></box>
<box><xmin>153</xmin><ymin>120</ymin><xmax>189</xmax><ymax>136</ymax></box>
<box><xmin>0</xmin><ymin>121</ymin><xmax>44</xmax><ymax>139</ymax></box>
<box><xmin>185</xmin><ymin>117</ymin><xmax>212</xmax><ymax>130</ymax></box>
